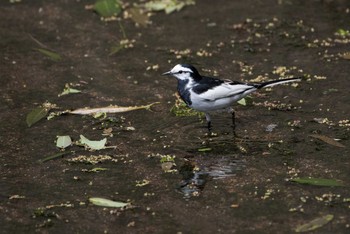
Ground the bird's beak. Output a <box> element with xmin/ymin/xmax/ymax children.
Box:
<box><xmin>162</xmin><ymin>71</ymin><xmax>172</xmax><ymax>76</ymax></box>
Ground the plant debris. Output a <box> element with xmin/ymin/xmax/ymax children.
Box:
<box><xmin>171</xmin><ymin>94</ymin><xmax>203</xmax><ymax>117</ymax></box>
<box><xmin>66</xmin><ymin>154</ymin><xmax>126</xmax><ymax>164</ymax></box>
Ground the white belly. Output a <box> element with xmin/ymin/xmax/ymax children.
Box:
<box><xmin>189</xmin><ymin>93</ymin><xmax>246</xmax><ymax>112</ymax></box>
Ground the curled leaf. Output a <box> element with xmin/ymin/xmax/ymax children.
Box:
<box><xmin>89</xmin><ymin>197</ymin><xmax>128</xmax><ymax>208</ymax></box>
<box><xmin>79</xmin><ymin>135</ymin><xmax>107</xmax><ymax>150</ymax></box>
<box><xmin>58</xmin><ymin>84</ymin><xmax>81</xmax><ymax>97</ymax></box>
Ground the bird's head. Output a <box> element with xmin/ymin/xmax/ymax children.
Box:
<box><xmin>162</xmin><ymin>64</ymin><xmax>201</xmax><ymax>81</ymax></box>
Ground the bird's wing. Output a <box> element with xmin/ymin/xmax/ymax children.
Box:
<box><xmin>192</xmin><ymin>80</ymin><xmax>256</xmax><ymax>101</ymax></box>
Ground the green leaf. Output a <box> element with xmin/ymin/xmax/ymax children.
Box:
<box><xmin>36</xmin><ymin>48</ymin><xmax>61</xmax><ymax>61</ymax></box>
<box><xmin>79</xmin><ymin>135</ymin><xmax>107</xmax><ymax>150</ymax></box>
<box><xmin>145</xmin><ymin>0</ymin><xmax>195</xmax><ymax>14</ymax></box>
<box><xmin>56</xmin><ymin>136</ymin><xmax>72</xmax><ymax>149</ymax></box>
<box><xmin>26</xmin><ymin>107</ymin><xmax>49</xmax><ymax>127</ymax></box>
<box><xmin>93</xmin><ymin>0</ymin><xmax>122</xmax><ymax>18</ymax></box>
<box><xmin>90</xmin><ymin>168</ymin><xmax>108</xmax><ymax>172</ymax></box>
<box><xmin>237</xmin><ymin>96</ymin><xmax>252</xmax><ymax>106</ymax></box>
<box><xmin>295</xmin><ymin>214</ymin><xmax>334</xmax><ymax>232</ymax></box>
<box><xmin>109</xmin><ymin>44</ymin><xmax>124</xmax><ymax>56</ymax></box>
<box><xmin>337</xmin><ymin>29</ymin><xmax>350</xmax><ymax>36</ymax></box>
<box><xmin>58</xmin><ymin>85</ymin><xmax>81</xmax><ymax>97</ymax></box>
<box><xmin>198</xmin><ymin>147</ymin><xmax>212</xmax><ymax>152</ymax></box>
<box><xmin>237</xmin><ymin>98</ymin><xmax>247</xmax><ymax>106</ymax></box>
<box><xmin>291</xmin><ymin>177</ymin><xmax>344</xmax><ymax>187</ymax></box>
<box><xmin>89</xmin><ymin>197</ymin><xmax>128</xmax><ymax>208</ymax></box>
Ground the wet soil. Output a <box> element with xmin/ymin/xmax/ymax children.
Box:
<box><xmin>1</xmin><ymin>0</ymin><xmax>350</xmax><ymax>233</ymax></box>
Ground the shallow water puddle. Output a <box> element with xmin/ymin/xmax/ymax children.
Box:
<box><xmin>177</xmin><ymin>155</ymin><xmax>245</xmax><ymax>199</ymax></box>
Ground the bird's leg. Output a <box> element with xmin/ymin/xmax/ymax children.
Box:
<box><xmin>205</xmin><ymin>113</ymin><xmax>212</xmax><ymax>133</ymax></box>
<box><xmin>228</xmin><ymin>107</ymin><xmax>236</xmax><ymax>135</ymax></box>
<box><xmin>231</xmin><ymin>110</ymin><xmax>235</xmax><ymax>129</ymax></box>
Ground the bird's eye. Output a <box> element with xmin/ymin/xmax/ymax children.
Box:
<box><xmin>178</xmin><ymin>71</ymin><xmax>183</xmax><ymax>74</ymax></box>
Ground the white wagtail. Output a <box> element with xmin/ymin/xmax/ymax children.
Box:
<box><xmin>162</xmin><ymin>64</ymin><xmax>302</xmax><ymax>131</ymax></box>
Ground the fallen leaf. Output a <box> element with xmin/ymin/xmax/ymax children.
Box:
<box><xmin>145</xmin><ymin>0</ymin><xmax>195</xmax><ymax>14</ymax></box>
<box><xmin>198</xmin><ymin>147</ymin><xmax>212</xmax><ymax>152</ymax></box>
<box><xmin>69</xmin><ymin>102</ymin><xmax>159</xmax><ymax>115</ymax></box>
<box><xmin>89</xmin><ymin>197</ymin><xmax>128</xmax><ymax>208</ymax></box>
<box><xmin>56</xmin><ymin>136</ymin><xmax>72</xmax><ymax>149</ymax></box>
<box><xmin>93</xmin><ymin>0</ymin><xmax>122</xmax><ymax>18</ymax></box>
<box><xmin>79</xmin><ymin>135</ymin><xmax>107</xmax><ymax>150</ymax></box>
<box><xmin>83</xmin><ymin>167</ymin><xmax>108</xmax><ymax>172</ymax></box>
<box><xmin>161</xmin><ymin>161</ymin><xmax>175</xmax><ymax>172</ymax></box>
<box><xmin>336</xmin><ymin>28</ymin><xmax>350</xmax><ymax>36</ymax></box>
<box><xmin>295</xmin><ymin>214</ymin><xmax>334</xmax><ymax>232</ymax></box>
<box><xmin>128</xmin><ymin>7</ymin><xmax>149</xmax><ymax>27</ymax></box>
<box><xmin>36</xmin><ymin>48</ymin><xmax>61</xmax><ymax>61</ymax></box>
<box><xmin>237</xmin><ymin>98</ymin><xmax>246</xmax><ymax>106</ymax></box>
<box><xmin>90</xmin><ymin>167</ymin><xmax>108</xmax><ymax>172</ymax></box>
<box><xmin>309</xmin><ymin>134</ymin><xmax>345</xmax><ymax>148</ymax></box>
<box><xmin>109</xmin><ymin>44</ymin><xmax>124</xmax><ymax>56</ymax></box>
<box><xmin>26</xmin><ymin>107</ymin><xmax>50</xmax><ymax>127</ymax></box>
<box><xmin>291</xmin><ymin>177</ymin><xmax>344</xmax><ymax>187</ymax></box>
<box><xmin>237</xmin><ymin>96</ymin><xmax>252</xmax><ymax>106</ymax></box>
<box><xmin>58</xmin><ymin>84</ymin><xmax>81</xmax><ymax>97</ymax></box>
<box><xmin>340</xmin><ymin>52</ymin><xmax>350</xmax><ymax>60</ymax></box>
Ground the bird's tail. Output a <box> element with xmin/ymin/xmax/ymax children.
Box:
<box><xmin>256</xmin><ymin>77</ymin><xmax>302</xmax><ymax>89</ymax></box>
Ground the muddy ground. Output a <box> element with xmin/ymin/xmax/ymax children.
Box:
<box><xmin>1</xmin><ymin>0</ymin><xmax>350</xmax><ymax>233</ymax></box>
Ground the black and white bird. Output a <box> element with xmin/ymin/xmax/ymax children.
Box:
<box><xmin>162</xmin><ymin>64</ymin><xmax>301</xmax><ymax>131</ymax></box>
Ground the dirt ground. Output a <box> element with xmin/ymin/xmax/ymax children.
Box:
<box><xmin>1</xmin><ymin>0</ymin><xmax>350</xmax><ymax>233</ymax></box>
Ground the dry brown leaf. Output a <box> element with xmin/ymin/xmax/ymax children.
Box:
<box><xmin>309</xmin><ymin>134</ymin><xmax>345</xmax><ymax>148</ymax></box>
<box><xmin>340</xmin><ymin>52</ymin><xmax>350</xmax><ymax>60</ymax></box>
